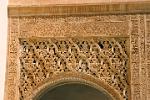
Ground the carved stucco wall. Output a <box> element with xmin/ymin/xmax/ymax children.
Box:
<box><xmin>5</xmin><ymin>2</ymin><xmax>150</xmax><ymax>100</ymax></box>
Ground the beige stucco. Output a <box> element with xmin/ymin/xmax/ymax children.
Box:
<box><xmin>9</xmin><ymin>0</ymin><xmax>150</xmax><ymax>6</ymax></box>
<box><xmin>0</xmin><ymin>0</ymin><xmax>8</xmax><ymax>100</ymax></box>
<box><xmin>9</xmin><ymin>0</ymin><xmax>110</xmax><ymax>5</ymax></box>
<box><xmin>4</xmin><ymin>0</ymin><xmax>150</xmax><ymax>100</ymax></box>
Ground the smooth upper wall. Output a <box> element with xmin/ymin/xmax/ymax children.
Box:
<box><xmin>9</xmin><ymin>0</ymin><xmax>150</xmax><ymax>6</ymax></box>
<box><xmin>0</xmin><ymin>0</ymin><xmax>8</xmax><ymax>100</ymax></box>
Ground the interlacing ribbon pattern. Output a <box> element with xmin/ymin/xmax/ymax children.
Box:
<box><xmin>19</xmin><ymin>37</ymin><xmax>129</xmax><ymax>99</ymax></box>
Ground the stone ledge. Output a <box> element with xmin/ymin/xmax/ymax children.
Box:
<box><xmin>8</xmin><ymin>0</ymin><xmax>150</xmax><ymax>6</ymax></box>
<box><xmin>8</xmin><ymin>1</ymin><xmax>150</xmax><ymax>16</ymax></box>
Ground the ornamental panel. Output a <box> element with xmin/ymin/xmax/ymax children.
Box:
<box><xmin>19</xmin><ymin>37</ymin><xmax>129</xmax><ymax>99</ymax></box>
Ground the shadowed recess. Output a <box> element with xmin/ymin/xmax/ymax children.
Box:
<box><xmin>35</xmin><ymin>83</ymin><xmax>113</xmax><ymax>100</ymax></box>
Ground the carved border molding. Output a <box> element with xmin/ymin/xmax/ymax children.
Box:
<box><xmin>8</xmin><ymin>2</ymin><xmax>150</xmax><ymax>16</ymax></box>
<box><xmin>32</xmin><ymin>73</ymin><xmax>122</xmax><ymax>100</ymax></box>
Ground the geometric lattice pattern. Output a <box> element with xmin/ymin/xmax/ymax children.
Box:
<box><xmin>19</xmin><ymin>37</ymin><xmax>129</xmax><ymax>99</ymax></box>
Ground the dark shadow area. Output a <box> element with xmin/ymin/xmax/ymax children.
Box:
<box><xmin>36</xmin><ymin>83</ymin><xmax>113</xmax><ymax>100</ymax></box>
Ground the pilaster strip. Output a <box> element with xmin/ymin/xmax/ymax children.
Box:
<box><xmin>146</xmin><ymin>15</ymin><xmax>150</xmax><ymax>100</ymax></box>
<box><xmin>139</xmin><ymin>15</ymin><xmax>147</xmax><ymax>100</ymax></box>
<box><xmin>130</xmin><ymin>15</ymin><xmax>140</xmax><ymax>100</ymax></box>
<box><xmin>5</xmin><ymin>17</ymin><xmax>20</xmax><ymax>100</ymax></box>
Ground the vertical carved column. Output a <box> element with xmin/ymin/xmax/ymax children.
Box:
<box><xmin>146</xmin><ymin>15</ymin><xmax>150</xmax><ymax>100</ymax></box>
<box><xmin>5</xmin><ymin>17</ymin><xmax>19</xmax><ymax>100</ymax></box>
<box><xmin>139</xmin><ymin>15</ymin><xmax>147</xmax><ymax>100</ymax></box>
<box><xmin>130</xmin><ymin>15</ymin><xmax>140</xmax><ymax>100</ymax></box>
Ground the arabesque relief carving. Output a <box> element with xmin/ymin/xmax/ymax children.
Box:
<box><xmin>19</xmin><ymin>37</ymin><xmax>129</xmax><ymax>99</ymax></box>
<box><xmin>19</xmin><ymin>16</ymin><xmax>129</xmax><ymax>37</ymax></box>
<box><xmin>6</xmin><ymin>5</ymin><xmax>150</xmax><ymax>99</ymax></box>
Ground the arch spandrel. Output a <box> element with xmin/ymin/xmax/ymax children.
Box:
<box><xmin>31</xmin><ymin>73</ymin><xmax>121</xmax><ymax>100</ymax></box>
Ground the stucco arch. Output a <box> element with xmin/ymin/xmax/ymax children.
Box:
<box><xmin>29</xmin><ymin>72</ymin><xmax>123</xmax><ymax>100</ymax></box>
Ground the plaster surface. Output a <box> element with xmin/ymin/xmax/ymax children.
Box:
<box><xmin>5</xmin><ymin>0</ymin><xmax>150</xmax><ymax>100</ymax></box>
<box><xmin>9</xmin><ymin>0</ymin><xmax>150</xmax><ymax>6</ymax></box>
<box><xmin>0</xmin><ymin>0</ymin><xmax>8</xmax><ymax>100</ymax></box>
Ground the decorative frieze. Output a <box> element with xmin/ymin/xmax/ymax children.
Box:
<box><xmin>19</xmin><ymin>16</ymin><xmax>129</xmax><ymax>37</ymax></box>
